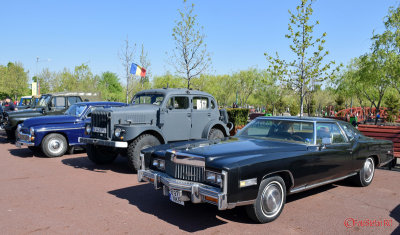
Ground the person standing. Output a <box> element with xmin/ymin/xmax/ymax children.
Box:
<box><xmin>4</xmin><ymin>97</ymin><xmax>16</xmax><ymax>111</ymax></box>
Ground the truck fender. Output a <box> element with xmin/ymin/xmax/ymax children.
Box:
<box><xmin>202</xmin><ymin>120</ymin><xmax>230</xmax><ymax>139</ymax></box>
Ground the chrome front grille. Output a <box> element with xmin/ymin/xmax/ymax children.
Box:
<box><xmin>165</xmin><ymin>161</ymin><xmax>204</xmax><ymax>182</ymax></box>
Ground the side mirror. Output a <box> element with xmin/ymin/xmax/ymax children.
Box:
<box><xmin>168</xmin><ymin>105</ymin><xmax>173</xmax><ymax>110</ymax></box>
<box><xmin>322</xmin><ymin>137</ymin><xmax>332</xmax><ymax>145</ymax></box>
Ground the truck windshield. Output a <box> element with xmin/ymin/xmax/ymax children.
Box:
<box><xmin>133</xmin><ymin>94</ymin><xmax>164</xmax><ymax>105</ymax></box>
<box><xmin>237</xmin><ymin>119</ymin><xmax>315</xmax><ymax>145</ymax></box>
<box><xmin>65</xmin><ymin>104</ymin><xmax>87</xmax><ymax>117</ymax></box>
<box><xmin>37</xmin><ymin>95</ymin><xmax>51</xmax><ymax>107</ymax></box>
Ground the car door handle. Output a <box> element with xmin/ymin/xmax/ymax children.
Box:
<box><xmin>187</xmin><ymin>113</ymin><xmax>191</xmax><ymax>117</ymax></box>
<box><xmin>207</xmin><ymin>113</ymin><xmax>211</xmax><ymax>117</ymax></box>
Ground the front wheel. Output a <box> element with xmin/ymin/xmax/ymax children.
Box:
<box><xmin>208</xmin><ymin>128</ymin><xmax>224</xmax><ymax>140</ymax></box>
<box><xmin>87</xmin><ymin>144</ymin><xmax>118</xmax><ymax>164</ymax></box>
<box><xmin>352</xmin><ymin>157</ymin><xmax>375</xmax><ymax>187</ymax></box>
<box><xmin>127</xmin><ymin>134</ymin><xmax>160</xmax><ymax>172</ymax></box>
<box><xmin>246</xmin><ymin>176</ymin><xmax>286</xmax><ymax>223</ymax></box>
<box><xmin>41</xmin><ymin>133</ymin><xmax>68</xmax><ymax>158</ymax></box>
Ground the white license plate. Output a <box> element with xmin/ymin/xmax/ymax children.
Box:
<box><xmin>169</xmin><ymin>189</ymin><xmax>184</xmax><ymax>205</ymax></box>
<box><xmin>92</xmin><ymin>127</ymin><xmax>107</xmax><ymax>134</ymax></box>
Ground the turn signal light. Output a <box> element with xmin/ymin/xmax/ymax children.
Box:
<box><xmin>204</xmin><ymin>196</ymin><xmax>218</xmax><ymax>203</ymax></box>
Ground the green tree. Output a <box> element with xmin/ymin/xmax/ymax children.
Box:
<box><xmin>152</xmin><ymin>73</ymin><xmax>186</xmax><ymax>89</ymax></box>
<box><xmin>170</xmin><ymin>0</ymin><xmax>211</xmax><ymax>89</ymax></box>
<box><xmin>265</xmin><ymin>0</ymin><xmax>337</xmax><ymax>116</ymax></box>
<box><xmin>1</xmin><ymin>62</ymin><xmax>29</xmax><ymax>100</ymax></box>
<box><xmin>385</xmin><ymin>92</ymin><xmax>400</xmax><ymax>122</ymax></box>
<box><xmin>98</xmin><ymin>72</ymin><xmax>124</xmax><ymax>101</ymax></box>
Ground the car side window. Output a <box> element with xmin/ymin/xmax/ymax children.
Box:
<box><xmin>167</xmin><ymin>96</ymin><xmax>189</xmax><ymax>110</ymax></box>
<box><xmin>210</xmin><ymin>99</ymin><xmax>216</xmax><ymax>109</ymax></box>
<box><xmin>52</xmin><ymin>97</ymin><xmax>66</xmax><ymax>108</ymax></box>
<box><xmin>68</xmin><ymin>97</ymin><xmax>80</xmax><ymax>106</ymax></box>
<box><xmin>341</xmin><ymin>123</ymin><xmax>356</xmax><ymax>140</ymax></box>
<box><xmin>316</xmin><ymin>123</ymin><xmax>347</xmax><ymax>144</ymax></box>
<box><xmin>193</xmin><ymin>97</ymin><xmax>209</xmax><ymax>110</ymax></box>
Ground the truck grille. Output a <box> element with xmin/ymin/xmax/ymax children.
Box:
<box><xmin>166</xmin><ymin>161</ymin><xmax>204</xmax><ymax>182</ymax></box>
<box><xmin>91</xmin><ymin>111</ymin><xmax>110</xmax><ymax>139</ymax></box>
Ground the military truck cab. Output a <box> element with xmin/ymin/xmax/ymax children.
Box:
<box><xmin>79</xmin><ymin>88</ymin><xmax>231</xmax><ymax>171</ymax></box>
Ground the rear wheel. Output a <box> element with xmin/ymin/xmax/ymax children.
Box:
<box><xmin>6</xmin><ymin>129</ymin><xmax>15</xmax><ymax>140</ymax></box>
<box><xmin>208</xmin><ymin>128</ymin><xmax>224</xmax><ymax>140</ymax></box>
<box><xmin>246</xmin><ymin>176</ymin><xmax>286</xmax><ymax>223</ymax></box>
<box><xmin>127</xmin><ymin>134</ymin><xmax>160</xmax><ymax>172</ymax></box>
<box><xmin>41</xmin><ymin>133</ymin><xmax>68</xmax><ymax>158</ymax></box>
<box><xmin>87</xmin><ymin>144</ymin><xmax>118</xmax><ymax>164</ymax></box>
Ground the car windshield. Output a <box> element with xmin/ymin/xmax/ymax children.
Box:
<box><xmin>237</xmin><ymin>119</ymin><xmax>315</xmax><ymax>145</ymax></box>
<box><xmin>132</xmin><ymin>94</ymin><xmax>164</xmax><ymax>105</ymax></box>
<box><xmin>37</xmin><ymin>95</ymin><xmax>51</xmax><ymax>107</ymax></box>
<box><xmin>65</xmin><ymin>104</ymin><xmax>87</xmax><ymax>117</ymax></box>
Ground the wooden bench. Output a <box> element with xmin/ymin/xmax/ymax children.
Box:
<box><xmin>358</xmin><ymin>124</ymin><xmax>400</xmax><ymax>158</ymax></box>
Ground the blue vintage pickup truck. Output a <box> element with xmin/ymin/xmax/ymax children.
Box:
<box><xmin>16</xmin><ymin>101</ymin><xmax>126</xmax><ymax>158</ymax></box>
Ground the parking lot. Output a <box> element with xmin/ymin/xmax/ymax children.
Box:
<box><xmin>0</xmin><ymin>131</ymin><xmax>399</xmax><ymax>235</ymax></box>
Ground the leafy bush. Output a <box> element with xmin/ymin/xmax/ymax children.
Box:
<box><xmin>227</xmin><ymin>108</ymin><xmax>249</xmax><ymax>126</ymax></box>
<box><xmin>385</xmin><ymin>93</ymin><xmax>400</xmax><ymax>122</ymax></box>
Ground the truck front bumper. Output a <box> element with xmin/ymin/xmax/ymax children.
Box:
<box><xmin>78</xmin><ymin>137</ymin><xmax>128</xmax><ymax>148</ymax></box>
<box><xmin>138</xmin><ymin>169</ymin><xmax>232</xmax><ymax>210</ymax></box>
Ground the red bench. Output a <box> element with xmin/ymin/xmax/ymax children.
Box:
<box><xmin>358</xmin><ymin>124</ymin><xmax>400</xmax><ymax>158</ymax></box>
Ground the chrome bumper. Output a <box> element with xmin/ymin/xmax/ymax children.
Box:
<box><xmin>16</xmin><ymin>131</ymin><xmax>35</xmax><ymax>147</ymax></box>
<box><xmin>78</xmin><ymin>137</ymin><xmax>128</xmax><ymax>148</ymax></box>
<box><xmin>138</xmin><ymin>169</ymin><xmax>232</xmax><ymax>210</ymax></box>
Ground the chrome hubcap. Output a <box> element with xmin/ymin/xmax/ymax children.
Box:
<box><xmin>261</xmin><ymin>182</ymin><xmax>283</xmax><ymax>217</ymax></box>
<box><xmin>363</xmin><ymin>158</ymin><xmax>374</xmax><ymax>183</ymax></box>
<box><xmin>48</xmin><ymin>139</ymin><xmax>63</xmax><ymax>154</ymax></box>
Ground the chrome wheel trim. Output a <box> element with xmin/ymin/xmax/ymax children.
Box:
<box><xmin>47</xmin><ymin>138</ymin><xmax>64</xmax><ymax>154</ymax></box>
<box><xmin>363</xmin><ymin>158</ymin><xmax>374</xmax><ymax>183</ymax></box>
<box><xmin>260</xmin><ymin>181</ymin><xmax>284</xmax><ymax>218</ymax></box>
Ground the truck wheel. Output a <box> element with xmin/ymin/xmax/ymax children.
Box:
<box><xmin>41</xmin><ymin>133</ymin><xmax>68</xmax><ymax>158</ymax></box>
<box><xmin>127</xmin><ymin>134</ymin><xmax>160</xmax><ymax>172</ymax></box>
<box><xmin>87</xmin><ymin>144</ymin><xmax>118</xmax><ymax>164</ymax></box>
<box><xmin>208</xmin><ymin>128</ymin><xmax>224</xmax><ymax>140</ymax></box>
<box><xmin>351</xmin><ymin>157</ymin><xmax>375</xmax><ymax>187</ymax></box>
<box><xmin>246</xmin><ymin>176</ymin><xmax>286</xmax><ymax>223</ymax></box>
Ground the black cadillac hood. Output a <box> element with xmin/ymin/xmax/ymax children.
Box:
<box><xmin>168</xmin><ymin>137</ymin><xmax>308</xmax><ymax>168</ymax></box>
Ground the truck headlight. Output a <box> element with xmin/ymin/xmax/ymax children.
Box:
<box><xmin>85</xmin><ymin>124</ymin><xmax>91</xmax><ymax>135</ymax></box>
<box><xmin>115</xmin><ymin>128</ymin><xmax>122</xmax><ymax>137</ymax></box>
<box><xmin>152</xmin><ymin>158</ymin><xmax>165</xmax><ymax>170</ymax></box>
<box><xmin>205</xmin><ymin>170</ymin><xmax>223</xmax><ymax>187</ymax></box>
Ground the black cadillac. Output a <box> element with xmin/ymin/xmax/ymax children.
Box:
<box><xmin>138</xmin><ymin>117</ymin><xmax>394</xmax><ymax>223</ymax></box>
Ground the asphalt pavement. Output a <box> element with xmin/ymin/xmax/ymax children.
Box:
<box><xmin>0</xmin><ymin>130</ymin><xmax>399</xmax><ymax>235</ymax></box>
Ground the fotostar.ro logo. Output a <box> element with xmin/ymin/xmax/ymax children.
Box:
<box><xmin>344</xmin><ymin>218</ymin><xmax>393</xmax><ymax>228</ymax></box>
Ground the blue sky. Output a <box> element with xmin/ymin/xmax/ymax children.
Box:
<box><xmin>0</xmin><ymin>0</ymin><xmax>398</xmax><ymax>83</ymax></box>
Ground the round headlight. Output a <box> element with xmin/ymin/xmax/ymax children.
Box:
<box><xmin>115</xmin><ymin>128</ymin><xmax>122</xmax><ymax>137</ymax></box>
<box><xmin>29</xmin><ymin>127</ymin><xmax>35</xmax><ymax>136</ymax></box>
<box><xmin>85</xmin><ymin>125</ymin><xmax>91</xmax><ymax>134</ymax></box>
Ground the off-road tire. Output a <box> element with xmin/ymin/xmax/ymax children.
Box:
<box><xmin>127</xmin><ymin>134</ymin><xmax>160</xmax><ymax>172</ymax></box>
<box><xmin>351</xmin><ymin>157</ymin><xmax>375</xmax><ymax>187</ymax></box>
<box><xmin>41</xmin><ymin>133</ymin><xmax>68</xmax><ymax>158</ymax></box>
<box><xmin>87</xmin><ymin>144</ymin><xmax>118</xmax><ymax>164</ymax></box>
<box><xmin>246</xmin><ymin>176</ymin><xmax>286</xmax><ymax>223</ymax></box>
<box><xmin>208</xmin><ymin>128</ymin><xmax>224</xmax><ymax>140</ymax></box>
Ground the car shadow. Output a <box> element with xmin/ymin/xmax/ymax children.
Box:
<box><xmin>390</xmin><ymin>204</ymin><xmax>400</xmax><ymax>235</ymax></box>
<box><xmin>108</xmin><ymin>182</ymin><xmax>341</xmax><ymax>231</ymax></box>
<box><xmin>61</xmin><ymin>156</ymin><xmax>133</xmax><ymax>174</ymax></box>
<box><xmin>8</xmin><ymin>148</ymin><xmax>36</xmax><ymax>158</ymax></box>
